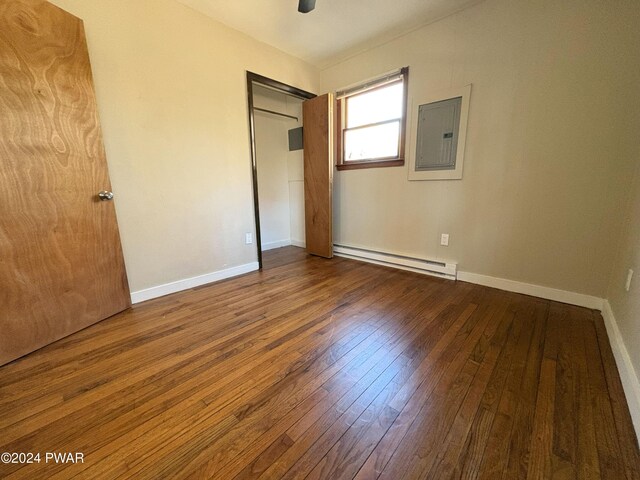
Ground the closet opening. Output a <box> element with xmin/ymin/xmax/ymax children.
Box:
<box><xmin>246</xmin><ymin>72</ymin><xmax>315</xmax><ymax>269</ymax></box>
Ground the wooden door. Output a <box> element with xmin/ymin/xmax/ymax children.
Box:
<box><xmin>303</xmin><ymin>94</ymin><xmax>333</xmax><ymax>258</ymax></box>
<box><xmin>0</xmin><ymin>0</ymin><xmax>130</xmax><ymax>366</ymax></box>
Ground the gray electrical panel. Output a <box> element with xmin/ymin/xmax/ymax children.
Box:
<box><xmin>415</xmin><ymin>97</ymin><xmax>462</xmax><ymax>171</ymax></box>
<box><xmin>288</xmin><ymin>127</ymin><xmax>303</xmax><ymax>151</ymax></box>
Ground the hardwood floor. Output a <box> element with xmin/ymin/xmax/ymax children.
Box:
<box><xmin>1</xmin><ymin>246</ymin><xmax>638</xmax><ymax>479</ymax></box>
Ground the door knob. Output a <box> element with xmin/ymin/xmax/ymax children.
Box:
<box><xmin>98</xmin><ymin>191</ymin><xmax>114</xmax><ymax>201</ymax></box>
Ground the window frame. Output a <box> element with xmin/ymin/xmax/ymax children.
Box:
<box><xmin>336</xmin><ymin>67</ymin><xmax>409</xmax><ymax>171</ymax></box>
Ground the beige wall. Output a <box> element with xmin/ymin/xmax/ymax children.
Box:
<box><xmin>608</xmin><ymin>151</ymin><xmax>640</xmax><ymax>389</ymax></box>
<box><xmin>46</xmin><ymin>0</ymin><xmax>639</xmax><ymax>303</ymax></box>
<box><xmin>321</xmin><ymin>0</ymin><xmax>640</xmax><ymax>297</ymax></box>
<box><xmin>49</xmin><ymin>0</ymin><xmax>319</xmax><ymax>291</ymax></box>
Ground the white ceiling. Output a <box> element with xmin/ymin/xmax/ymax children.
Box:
<box><xmin>175</xmin><ymin>0</ymin><xmax>483</xmax><ymax>68</ymax></box>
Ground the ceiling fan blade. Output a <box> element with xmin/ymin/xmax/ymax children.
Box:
<box><xmin>298</xmin><ymin>0</ymin><xmax>316</xmax><ymax>13</ymax></box>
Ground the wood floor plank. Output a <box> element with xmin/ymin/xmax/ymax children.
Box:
<box><xmin>376</xmin><ymin>294</ymin><xmax>508</xmax><ymax>479</ymax></box>
<box><xmin>585</xmin><ymin>313</ymin><xmax>636</xmax><ymax>480</ymax></box>
<box><xmin>567</xmin><ymin>307</ymin><xmax>600</xmax><ymax>480</ymax></box>
<box><xmin>475</xmin><ymin>299</ymin><xmax>540</xmax><ymax>480</ymax></box>
<box><xmin>424</xmin><ymin>292</ymin><xmax>514</xmax><ymax>479</ymax></box>
<box><xmin>304</xmin><ymin>302</ymin><xmax>484</xmax><ymax>480</ymax></box>
<box><xmin>0</xmin><ymin>260</ymin><xmax>366</xmax><ymax>427</ymax></box>
<box><xmin>551</xmin><ymin>306</ymin><xmax>580</xmax><ymax>479</ymax></box>
<box><xmin>251</xmin><ymin>286</ymin><xmax>475</xmax><ymax>480</ymax></box>
<box><xmin>185</xmin><ymin>280</ymin><xmax>452</xmax><ymax>478</ymax></box>
<box><xmin>503</xmin><ymin>301</ymin><xmax>548</xmax><ymax>480</ymax></box>
<box><xmin>353</xmin><ymin>298</ymin><xmax>490</xmax><ymax>479</ymax></box>
<box><xmin>527</xmin><ymin>359</ymin><xmax>557</xmax><ymax>480</ymax></box>
<box><xmin>437</xmin><ymin>296</ymin><xmax>522</xmax><ymax>480</ymax></box>
<box><xmin>0</xmin><ymin>247</ymin><xmax>638</xmax><ymax>480</ymax></box>
<box><xmin>47</xmin><ymin>271</ymin><xmax>411</xmax><ymax>478</ymax></box>
<box><xmin>592</xmin><ymin>312</ymin><xmax>640</xmax><ymax>480</ymax></box>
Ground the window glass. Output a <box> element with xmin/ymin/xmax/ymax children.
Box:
<box><xmin>336</xmin><ymin>67</ymin><xmax>408</xmax><ymax>169</ymax></box>
<box><xmin>346</xmin><ymin>82</ymin><xmax>403</xmax><ymax>128</ymax></box>
<box><xmin>344</xmin><ymin>122</ymin><xmax>400</xmax><ymax>161</ymax></box>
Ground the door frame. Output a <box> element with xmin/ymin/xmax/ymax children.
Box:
<box><xmin>246</xmin><ymin>72</ymin><xmax>316</xmax><ymax>268</ymax></box>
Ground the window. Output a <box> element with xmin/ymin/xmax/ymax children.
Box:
<box><xmin>336</xmin><ymin>67</ymin><xmax>409</xmax><ymax>170</ymax></box>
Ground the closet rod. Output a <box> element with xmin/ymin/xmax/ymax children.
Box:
<box><xmin>253</xmin><ymin>107</ymin><xmax>298</xmax><ymax>121</ymax></box>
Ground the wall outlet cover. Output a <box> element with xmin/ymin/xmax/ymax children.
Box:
<box><xmin>440</xmin><ymin>234</ymin><xmax>450</xmax><ymax>246</ymax></box>
<box><xmin>625</xmin><ymin>269</ymin><xmax>634</xmax><ymax>292</ymax></box>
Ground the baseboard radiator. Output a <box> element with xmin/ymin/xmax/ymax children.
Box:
<box><xmin>333</xmin><ymin>244</ymin><xmax>457</xmax><ymax>281</ymax></box>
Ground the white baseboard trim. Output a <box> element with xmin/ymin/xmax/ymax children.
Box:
<box><xmin>457</xmin><ymin>271</ymin><xmax>604</xmax><ymax>310</ymax></box>
<box><xmin>130</xmin><ymin>262</ymin><xmax>259</xmax><ymax>304</ymax></box>
<box><xmin>333</xmin><ymin>244</ymin><xmax>457</xmax><ymax>280</ymax></box>
<box><xmin>261</xmin><ymin>239</ymin><xmax>291</xmax><ymax>251</ymax></box>
<box><xmin>601</xmin><ymin>300</ymin><xmax>640</xmax><ymax>441</ymax></box>
<box><xmin>291</xmin><ymin>239</ymin><xmax>305</xmax><ymax>248</ymax></box>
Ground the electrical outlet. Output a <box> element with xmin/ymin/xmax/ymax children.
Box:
<box><xmin>440</xmin><ymin>234</ymin><xmax>450</xmax><ymax>246</ymax></box>
<box><xmin>245</xmin><ymin>232</ymin><xmax>253</xmax><ymax>245</ymax></box>
<box><xmin>625</xmin><ymin>269</ymin><xmax>634</xmax><ymax>292</ymax></box>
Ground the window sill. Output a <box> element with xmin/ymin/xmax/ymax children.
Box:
<box><xmin>336</xmin><ymin>159</ymin><xmax>404</xmax><ymax>171</ymax></box>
